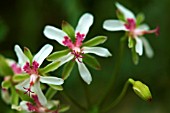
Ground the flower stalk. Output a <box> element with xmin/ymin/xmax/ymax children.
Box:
<box><xmin>98</xmin><ymin>35</ymin><xmax>127</xmax><ymax>108</ymax></box>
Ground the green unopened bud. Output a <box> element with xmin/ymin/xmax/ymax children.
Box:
<box><xmin>132</xmin><ymin>80</ymin><xmax>152</xmax><ymax>102</ymax></box>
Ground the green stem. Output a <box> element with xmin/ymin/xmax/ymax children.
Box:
<box><xmin>100</xmin><ymin>78</ymin><xmax>133</xmax><ymax>113</ymax></box>
<box><xmin>45</xmin><ymin>87</ymin><xmax>57</xmax><ymax>100</ymax></box>
<box><xmin>60</xmin><ymin>91</ymin><xmax>87</xmax><ymax>112</ymax></box>
<box><xmin>98</xmin><ymin>35</ymin><xmax>127</xmax><ymax>107</ymax></box>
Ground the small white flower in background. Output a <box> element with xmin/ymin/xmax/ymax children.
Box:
<box><xmin>14</xmin><ymin>44</ymin><xmax>64</xmax><ymax>106</ymax></box>
<box><xmin>103</xmin><ymin>2</ymin><xmax>159</xmax><ymax>57</ymax></box>
<box><xmin>43</xmin><ymin>13</ymin><xmax>112</xmax><ymax>85</ymax></box>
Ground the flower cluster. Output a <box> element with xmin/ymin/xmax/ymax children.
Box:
<box><xmin>0</xmin><ymin>2</ymin><xmax>158</xmax><ymax>113</ymax></box>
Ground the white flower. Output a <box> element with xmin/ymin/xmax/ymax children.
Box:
<box><xmin>14</xmin><ymin>44</ymin><xmax>64</xmax><ymax>106</ymax></box>
<box><xmin>103</xmin><ymin>2</ymin><xmax>159</xmax><ymax>57</ymax></box>
<box><xmin>43</xmin><ymin>13</ymin><xmax>112</xmax><ymax>84</ymax></box>
<box><xmin>19</xmin><ymin>94</ymin><xmax>59</xmax><ymax>113</ymax></box>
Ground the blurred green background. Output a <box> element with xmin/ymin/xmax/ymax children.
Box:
<box><xmin>0</xmin><ymin>0</ymin><xmax>169</xmax><ymax>113</ymax></box>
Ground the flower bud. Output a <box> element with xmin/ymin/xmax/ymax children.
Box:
<box><xmin>132</xmin><ymin>81</ymin><xmax>152</xmax><ymax>102</ymax></box>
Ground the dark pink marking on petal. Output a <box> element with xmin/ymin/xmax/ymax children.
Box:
<box><xmin>124</xmin><ymin>18</ymin><xmax>136</xmax><ymax>31</ymax></box>
<box><xmin>32</xmin><ymin>94</ymin><xmax>42</xmax><ymax>107</ymax></box>
<box><xmin>62</xmin><ymin>36</ymin><xmax>74</xmax><ymax>49</ymax></box>
<box><xmin>26</xmin><ymin>102</ymin><xmax>38</xmax><ymax>112</ymax></box>
<box><xmin>32</xmin><ymin>61</ymin><xmax>39</xmax><ymax>73</ymax></box>
<box><xmin>23</xmin><ymin>61</ymin><xmax>39</xmax><ymax>75</ymax></box>
<box><xmin>75</xmin><ymin>32</ymin><xmax>85</xmax><ymax>47</ymax></box>
<box><xmin>23</xmin><ymin>62</ymin><xmax>31</xmax><ymax>74</ymax></box>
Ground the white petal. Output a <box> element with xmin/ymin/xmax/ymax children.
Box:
<box><xmin>32</xmin><ymin>82</ymin><xmax>47</xmax><ymax>106</ymax></box>
<box><xmin>141</xmin><ymin>37</ymin><xmax>154</xmax><ymax>58</ymax></box>
<box><xmin>76</xmin><ymin>61</ymin><xmax>92</xmax><ymax>84</ymax></box>
<box><xmin>57</xmin><ymin>52</ymin><xmax>74</xmax><ymax>66</ymax></box>
<box><xmin>33</xmin><ymin>44</ymin><xmax>53</xmax><ymax>66</ymax></box>
<box><xmin>14</xmin><ymin>45</ymin><xmax>29</xmax><ymax>68</ymax></box>
<box><xmin>43</xmin><ymin>25</ymin><xmax>68</xmax><ymax>46</ymax></box>
<box><xmin>103</xmin><ymin>20</ymin><xmax>127</xmax><ymax>31</ymax></box>
<box><xmin>115</xmin><ymin>2</ymin><xmax>135</xmax><ymax>19</ymax></box>
<box><xmin>135</xmin><ymin>37</ymin><xmax>143</xmax><ymax>56</ymax></box>
<box><xmin>15</xmin><ymin>79</ymin><xmax>30</xmax><ymax>91</ymax></box>
<box><xmin>20</xmin><ymin>101</ymin><xmax>30</xmax><ymax>112</ymax></box>
<box><xmin>75</xmin><ymin>13</ymin><xmax>94</xmax><ymax>37</ymax></box>
<box><xmin>40</xmin><ymin>76</ymin><xmax>64</xmax><ymax>85</ymax></box>
<box><xmin>83</xmin><ymin>47</ymin><xmax>112</xmax><ymax>57</ymax></box>
<box><xmin>137</xmin><ymin>24</ymin><xmax>150</xmax><ymax>31</ymax></box>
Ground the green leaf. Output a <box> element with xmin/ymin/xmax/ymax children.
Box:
<box><xmin>62</xmin><ymin>20</ymin><xmax>75</xmax><ymax>40</ymax></box>
<box><xmin>49</xmin><ymin>84</ymin><xmax>63</xmax><ymax>91</ymax></box>
<box><xmin>128</xmin><ymin>37</ymin><xmax>134</xmax><ymax>48</ymax></box>
<box><xmin>1</xmin><ymin>80</ymin><xmax>11</xmax><ymax>89</ymax></box>
<box><xmin>11</xmin><ymin>86</ymin><xmax>19</xmax><ymax>105</ymax></box>
<box><xmin>39</xmin><ymin>61</ymin><xmax>60</xmax><ymax>74</ymax></box>
<box><xmin>83</xmin><ymin>36</ymin><xmax>107</xmax><ymax>47</ymax></box>
<box><xmin>116</xmin><ymin>10</ymin><xmax>126</xmax><ymax>21</ymax></box>
<box><xmin>12</xmin><ymin>74</ymin><xmax>29</xmax><ymax>82</ymax></box>
<box><xmin>45</xmin><ymin>87</ymin><xmax>57</xmax><ymax>100</ymax></box>
<box><xmin>59</xmin><ymin>105</ymin><xmax>70</xmax><ymax>113</ymax></box>
<box><xmin>62</xmin><ymin>61</ymin><xmax>75</xmax><ymax>80</ymax></box>
<box><xmin>24</xmin><ymin>47</ymin><xmax>33</xmax><ymax>62</ymax></box>
<box><xmin>47</xmin><ymin>49</ymin><xmax>70</xmax><ymax>61</ymax></box>
<box><xmin>136</xmin><ymin>13</ymin><xmax>145</xmax><ymax>26</ymax></box>
<box><xmin>0</xmin><ymin>55</ymin><xmax>14</xmax><ymax>76</ymax></box>
<box><xmin>131</xmin><ymin>46</ymin><xmax>139</xmax><ymax>65</ymax></box>
<box><xmin>17</xmin><ymin>90</ymin><xmax>32</xmax><ymax>102</ymax></box>
<box><xmin>83</xmin><ymin>54</ymin><xmax>101</xmax><ymax>70</ymax></box>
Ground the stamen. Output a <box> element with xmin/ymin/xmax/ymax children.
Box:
<box><xmin>23</xmin><ymin>82</ymin><xmax>34</xmax><ymax>97</ymax></box>
<box><xmin>62</xmin><ymin>36</ymin><xmax>74</xmax><ymax>49</ymax></box>
<box><xmin>71</xmin><ymin>50</ymin><xmax>84</xmax><ymax>63</ymax></box>
<box><xmin>23</xmin><ymin>87</ymin><xmax>34</xmax><ymax>97</ymax></box>
<box><xmin>143</xmin><ymin>26</ymin><xmax>160</xmax><ymax>36</ymax></box>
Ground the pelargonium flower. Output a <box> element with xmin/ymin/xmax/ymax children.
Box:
<box><xmin>19</xmin><ymin>94</ymin><xmax>59</xmax><ymax>113</ymax></box>
<box><xmin>43</xmin><ymin>13</ymin><xmax>112</xmax><ymax>84</ymax></box>
<box><xmin>0</xmin><ymin>56</ymin><xmax>23</xmax><ymax>105</ymax></box>
<box><xmin>103</xmin><ymin>2</ymin><xmax>159</xmax><ymax>58</ymax></box>
<box><xmin>14</xmin><ymin>44</ymin><xmax>64</xmax><ymax>106</ymax></box>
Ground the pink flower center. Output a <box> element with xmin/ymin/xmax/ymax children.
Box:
<box><xmin>23</xmin><ymin>61</ymin><xmax>39</xmax><ymax>96</ymax></box>
<box><xmin>26</xmin><ymin>102</ymin><xmax>38</xmax><ymax>112</ymax></box>
<box><xmin>124</xmin><ymin>18</ymin><xmax>136</xmax><ymax>31</ymax></box>
<box><xmin>23</xmin><ymin>61</ymin><xmax>39</xmax><ymax>75</ymax></box>
<box><xmin>124</xmin><ymin>18</ymin><xmax>160</xmax><ymax>37</ymax></box>
<box><xmin>11</xmin><ymin>63</ymin><xmax>22</xmax><ymax>74</ymax></box>
<box><xmin>63</xmin><ymin>32</ymin><xmax>85</xmax><ymax>62</ymax></box>
<box><xmin>25</xmin><ymin>94</ymin><xmax>59</xmax><ymax>113</ymax></box>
